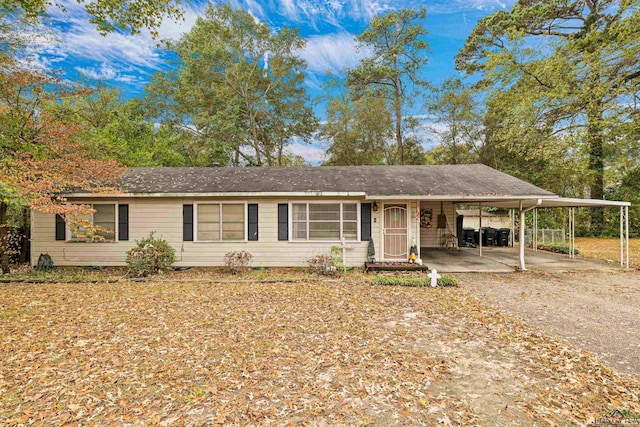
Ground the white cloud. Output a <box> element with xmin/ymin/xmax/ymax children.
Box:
<box><xmin>39</xmin><ymin>0</ymin><xmax>206</xmax><ymax>75</ymax></box>
<box><xmin>286</xmin><ymin>142</ymin><xmax>328</xmax><ymax>163</ymax></box>
<box><xmin>74</xmin><ymin>63</ymin><xmax>143</xmax><ymax>84</ymax></box>
<box><xmin>154</xmin><ymin>3</ymin><xmax>207</xmax><ymax>42</ymax></box>
<box><xmin>75</xmin><ymin>63</ymin><xmax>117</xmax><ymax>80</ymax></box>
<box><xmin>300</xmin><ymin>32</ymin><xmax>367</xmax><ymax>75</ymax></box>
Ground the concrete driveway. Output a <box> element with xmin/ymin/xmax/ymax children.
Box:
<box><xmin>459</xmin><ymin>270</ymin><xmax>640</xmax><ymax>378</ymax></box>
<box><xmin>421</xmin><ymin>246</ymin><xmax>621</xmax><ymax>273</ymax></box>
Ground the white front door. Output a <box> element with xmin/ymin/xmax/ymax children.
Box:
<box><xmin>383</xmin><ymin>204</ymin><xmax>408</xmax><ymax>260</ymax></box>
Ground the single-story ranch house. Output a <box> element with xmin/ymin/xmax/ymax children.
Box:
<box><xmin>31</xmin><ymin>164</ymin><xmax>631</xmax><ymax>270</ymax></box>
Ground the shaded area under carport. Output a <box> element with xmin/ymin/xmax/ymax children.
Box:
<box><xmin>421</xmin><ymin>246</ymin><xmax>620</xmax><ymax>273</ymax></box>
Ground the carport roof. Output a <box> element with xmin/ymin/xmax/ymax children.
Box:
<box><xmin>482</xmin><ymin>197</ymin><xmax>631</xmax><ymax>209</ymax></box>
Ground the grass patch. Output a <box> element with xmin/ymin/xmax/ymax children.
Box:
<box><xmin>371</xmin><ymin>274</ymin><xmax>458</xmax><ymax>287</ymax></box>
<box><xmin>534</xmin><ymin>243</ymin><xmax>580</xmax><ymax>255</ymax></box>
<box><xmin>575</xmin><ymin>237</ymin><xmax>640</xmax><ymax>267</ymax></box>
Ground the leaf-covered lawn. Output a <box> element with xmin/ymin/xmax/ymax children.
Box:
<box><xmin>1</xmin><ymin>278</ymin><xmax>638</xmax><ymax>425</ymax></box>
<box><xmin>575</xmin><ymin>237</ymin><xmax>640</xmax><ymax>267</ymax></box>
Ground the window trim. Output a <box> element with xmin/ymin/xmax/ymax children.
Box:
<box><xmin>288</xmin><ymin>201</ymin><xmax>360</xmax><ymax>242</ymax></box>
<box><xmin>194</xmin><ymin>202</ymin><xmax>248</xmax><ymax>242</ymax></box>
<box><xmin>66</xmin><ymin>202</ymin><xmax>119</xmax><ymax>243</ymax></box>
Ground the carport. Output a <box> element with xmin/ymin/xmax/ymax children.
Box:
<box><xmin>421</xmin><ymin>246</ymin><xmax>619</xmax><ymax>273</ymax></box>
<box><xmin>459</xmin><ymin>197</ymin><xmax>631</xmax><ymax>270</ymax></box>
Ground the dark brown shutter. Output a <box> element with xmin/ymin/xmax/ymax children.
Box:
<box><xmin>55</xmin><ymin>214</ymin><xmax>65</xmax><ymax>241</ymax></box>
<box><xmin>248</xmin><ymin>204</ymin><xmax>258</xmax><ymax>241</ymax></box>
<box><xmin>277</xmin><ymin>204</ymin><xmax>288</xmax><ymax>241</ymax></box>
<box><xmin>118</xmin><ymin>204</ymin><xmax>129</xmax><ymax>241</ymax></box>
<box><xmin>361</xmin><ymin>203</ymin><xmax>372</xmax><ymax>241</ymax></box>
<box><xmin>183</xmin><ymin>205</ymin><xmax>193</xmax><ymax>241</ymax></box>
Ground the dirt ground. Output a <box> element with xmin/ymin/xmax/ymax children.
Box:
<box><xmin>2</xmin><ymin>276</ymin><xmax>640</xmax><ymax>426</ymax></box>
<box><xmin>459</xmin><ymin>270</ymin><xmax>640</xmax><ymax>378</ymax></box>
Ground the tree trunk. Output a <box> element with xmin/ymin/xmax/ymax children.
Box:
<box><xmin>19</xmin><ymin>207</ymin><xmax>30</xmax><ymax>264</ymax></box>
<box><xmin>0</xmin><ymin>201</ymin><xmax>10</xmax><ymax>274</ymax></box>
<box><xmin>395</xmin><ymin>97</ymin><xmax>403</xmax><ymax>165</ymax></box>
<box><xmin>277</xmin><ymin>140</ymin><xmax>284</xmax><ymax>167</ymax></box>
<box><xmin>587</xmin><ymin>102</ymin><xmax>604</xmax><ymax>234</ymax></box>
<box><xmin>393</xmin><ymin>54</ymin><xmax>403</xmax><ymax>165</ymax></box>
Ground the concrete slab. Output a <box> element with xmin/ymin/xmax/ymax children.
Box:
<box><xmin>420</xmin><ymin>246</ymin><xmax>620</xmax><ymax>273</ymax></box>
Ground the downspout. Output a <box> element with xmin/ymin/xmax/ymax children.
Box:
<box><xmin>519</xmin><ymin>199</ymin><xmax>542</xmax><ymax>271</ymax></box>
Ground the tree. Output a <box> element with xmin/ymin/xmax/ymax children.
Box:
<box><xmin>60</xmin><ymin>85</ymin><xmax>186</xmax><ymax>166</ymax></box>
<box><xmin>2</xmin><ymin>0</ymin><xmax>183</xmax><ymax>37</ymax></box>
<box><xmin>143</xmin><ymin>4</ymin><xmax>317</xmax><ymax>167</ymax></box>
<box><xmin>321</xmin><ymin>83</ymin><xmax>392</xmax><ymax>166</ymax></box>
<box><xmin>0</xmin><ymin>68</ymin><xmax>124</xmax><ymax>273</ymax></box>
<box><xmin>456</xmin><ymin>0</ymin><xmax>640</xmax><ymax>232</ymax></box>
<box><xmin>426</xmin><ymin>78</ymin><xmax>483</xmax><ymax>164</ymax></box>
<box><xmin>347</xmin><ymin>7</ymin><xmax>430</xmax><ymax>165</ymax></box>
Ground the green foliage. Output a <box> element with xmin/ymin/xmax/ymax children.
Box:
<box><xmin>367</xmin><ymin>238</ymin><xmax>375</xmax><ymax>258</ymax></box>
<box><xmin>436</xmin><ymin>275</ymin><xmax>458</xmax><ymax>287</ymax></box>
<box><xmin>3</xmin><ymin>0</ymin><xmax>184</xmax><ymax>38</ymax></box>
<box><xmin>370</xmin><ymin>274</ymin><xmax>458</xmax><ymax>287</ymax></box>
<box><xmin>346</xmin><ymin>7</ymin><xmax>430</xmax><ymax>165</ymax></box>
<box><xmin>425</xmin><ymin>78</ymin><xmax>482</xmax><ymax>165</ymax></box>
<box><xmin>125</xmin><ymin>232</ymin><xmax>176</xmax><ymax>277</ymax></box>
<box><xmin>61</xmin><ymin>86</ymin><xmax>187</xmax><ymax>167</ymax></box>
<box><xmin>455</xmin><ymin>0</ymin><xmax>640</xmax><ymax>232</ymax></box>
<box><xmin>143</xmin><ymin>4</ymin><xmax>317</xmax><ymax>167</ymax></box>
<box><xmin>534</xmin><ymin>244</ymin><xmax>580</xmax><ymax>255</ymax></box>
<box><xmin>321</xmin><ymin>84</ymin><xmax>392</xmax><ymax>166</ymax></box>
<box><xmin>223</xmin><ymin>251</ymin><xmax>253</xmax><ymax>275</ymax></box>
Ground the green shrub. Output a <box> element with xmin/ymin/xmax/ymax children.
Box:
<box><xmin>536</xmin><ymin>243</ymin><xmax>580</xmax><ymax>255</ymax></box>
<box><xmin>223</xmin><ymin>251</ymin><xmax>253</xmax><ymax>274</ymax></box>
<box><xmin>307</xmin><ymin>246</ymin><xmax>344</xmax><ymax>276</ymax></box>
<box><xmin>367</xmin><ymin>238</ymin><xmax>375</xmax><ymax>260</ymax></box>
<box><xmin>437</xmin><ymin>274</ymin><xmax>458</xmax><ymax>287</ymax></box>
<box><xmin>370</xmin><ymin>274</ymin><xmax>458</xmax><ymax>287</ymax></box>
<box><xmin>126</xmin><ymin>232</ymin><xmax>176</xmax><ymax>277</ymax></box>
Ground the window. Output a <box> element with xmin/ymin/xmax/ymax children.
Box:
<box><xmin>70</xmin><ymin>204</ymin><xmax>116</xmax><ymax>241</ymax></box>
<box><xmin>291</xmin><ymin>203</ymin><xmax>358</xmax><ymax>241</ymax></box>
<box><xmin>197</xmin><ymin>203</ymin><xmax>245</xmax><ymax>241</ymax></box>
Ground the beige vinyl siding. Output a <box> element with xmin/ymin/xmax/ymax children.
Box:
<box><xmin>418</xmin><ymin>201</ymin><xmax>457</xmax><ymax>248</ymax></box>
<box><xmin>31</xmin><ymin>197</ymin><xmax>369</xmax><ymax>268</ymax></box>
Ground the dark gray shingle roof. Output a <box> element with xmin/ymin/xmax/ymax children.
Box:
<box><xmin>116</xmin><ymin>165</ymin><xmax>555</xmax><ymax>198</ymax></box>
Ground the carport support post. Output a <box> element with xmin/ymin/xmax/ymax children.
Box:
<box><xmin>519</xmin><ymin>201</ymin><xmax>526</xmax><ymax>270</ymax></box>
<box><xmin>620</xmin><ymin>206</ymin><xmax>624</xmax><ymax>267</ymax></box>
<box><xmin>510</xmin><ymin>209</ymin><xmax>515</xmax><ymax>247</ymax></box>
<box><xmin>533</xmin><ymin>208</ymin><xmax>538</xmax><ymax>252</ymax></box>
<box><xmin>568</xmin><ymin>207</ymin><xmax>573</xmax><ymax>259</ymax></box>
<box><xmin>626</xmin><ymin>206</ymin><xmax>629</xmax><ymax>268</ymax></box>
<box><xmin>573</xmin><ymin>207</ymin><xmax>577</xmax><ymax>259</ymax></box>
<box><xmin>479</xmin><ymin>203</ymin><xmax>483</xmax><ymax>257</ymax></box>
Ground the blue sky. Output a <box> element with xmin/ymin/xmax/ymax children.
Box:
<box><xmin>34</xmin><ymin>0</ymin><xmax>515</xmax><ymax>162</ymax></box>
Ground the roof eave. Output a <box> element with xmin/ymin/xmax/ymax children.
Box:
<box><xmin>61</xmin><ymin>191</ymin><xmax>369</xmax><ymax>198</ymax></box>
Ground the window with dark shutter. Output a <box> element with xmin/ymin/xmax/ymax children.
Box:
<box><xmin>55</xmin><ymin>214</ymin><xmax>66</xmax><ymax>241</ymax></box>
<box><xmin>361</xmin><ymin>203</ymin><xmax>372</xmax><ymax>241</ymax></box>
<box><xmin>248</xmin><ymin>204</ymin><xmax>258</xmax><ymax>241</ymax></box>
<box><xmin>277</xmin><ymin>203</ymin><xmax>288</xmax><ymax>241</ymax></box>
<box><xmin>118</xmin><ymin>204</ymin><xmax>129</xmax><ymax>241</ymax></box>
<box><xmin>183</xmin><ymin>204</ymin><xmax>193</xmax><ymax>241</ymax></box>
